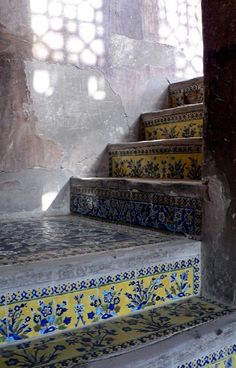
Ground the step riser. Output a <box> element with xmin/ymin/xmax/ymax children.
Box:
<box><xmin>0</xmin><ymin>252</ymin><xmax>200</xmax><ymax>346</ymax></box>
<box><xmin>169</xmin><ymin>77</ymin><xmax>204</xmax><ymax>107</ymax></box>
<box><xmin>0</xmin><ymin>299</ymin><xmax>234</xmax><ymax>368</ymax></box>
<box><xmin>142</xmin><ymin>104</ymin><xmax>204</xmax><ymax>141</ymax></box>
<box><xmin>144</xmin><ymin>119</ymin><xmax>203</xmax><ymax>140</ymax></box>
<box><xmin>71</xmin><ymin>185</ymin><xmax>202</xmax><ymax>237</ymax></box>
<box><xmin>109</xmin><ymin>147</ymin><xmax>203</xmax><ymax>180</ymax></box>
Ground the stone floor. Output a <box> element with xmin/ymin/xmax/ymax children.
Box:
<box><xmin>0</xmin><ymin>215</ymin><xmax>180</xmax><ymax>266</ymax></box>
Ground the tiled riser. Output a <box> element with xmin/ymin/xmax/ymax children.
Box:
<box><xmin>71</xmin><ymin>194</ymin><xmax>202</xmax><ymax>236</ymax></box>
<box><xmin>0</xmin><ymin>299</ymin><xmax>233</xmax><ymax>368</ymax></box>
<box><xmin>179</xmin><ymin>345</ymin><xmax>236</xmax><ymax>368</ymax></box>
<box><xmin>110</xmin><ymin>152</ymin><xmax>202</xmax><ymax>180</ymax></box>
<box><xmin>169</xmin><ymin>78</ymin><xmax>204</xmax><ymax>107</ymax></box>
<box><xmin>0</xmin><ymin>257</ymin><xmax>200</xmax><ymax>345</ymax></box>
<box><xmin>144</xmin><ymin>119</ymin><xmax>203</xmax><ymax>140</ymax></box>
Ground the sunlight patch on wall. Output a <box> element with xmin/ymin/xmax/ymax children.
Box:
<box><xmin>158</xmin><ymin>0</ymin><xmax>203</xmax><ymax>79</ymax></box>
<box><xmin>33</xmin><ymin>70</ymin><xmax>54</xmax><ymax>96</ymax></box>
<box><xmin>88</xmin><ymin>75</ymin><xmax>106</xmax><ymax>100</ymax></box>
<box><xmin>41</xmin><ymin>191</ymin><xmax>58</xmax><ymax>211</ymax></box>
<box><xmin>30</xmin><ymin>0</ymin><xmax>105</xmax><ymax>67</ymax></box>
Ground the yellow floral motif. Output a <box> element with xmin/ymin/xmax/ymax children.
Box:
<box><xmin>0</xmin><ymin>298</ymin><xmax>233</xmax><ymax>368</ymax></box>
<box><xmin>145</xmin><ymin>119</ymin><xmax>203</xmax><ymax>140</ymax></box>
<box><xmin>112</xmin><ymin>153</ymin><xmax>202</xmax><ymax>180</ymax></box>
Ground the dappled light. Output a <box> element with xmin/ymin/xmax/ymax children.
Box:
<box><xmin>41</xmin><ymin>191</ymin><xmax>58</xmax><ymax>211</ymax></box>
<box><xmin>30</xmin><ymin>0</ymin><xmax>105</xmax><ymax>68</ymax></box>
<box><xmin>158</xmin><ymin>0</ymin><xmax>203</xmax><ymax>79</ymax></box>
<box><xmin>33</xmin><ymin>70</ymin><xmax>54</xmax><ymax>96</ymax></box>
<box><xmin>88</xmin><ymin>75</ymin><xmax>106</xmax><ymax>100</ymax></box>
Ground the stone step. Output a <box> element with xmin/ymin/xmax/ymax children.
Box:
<box><xmin>108</xmin><ymin>138</ymin><xmax>203</xmax><ymax>181</ymax></box>
<box><xmin>141</xmin><ymin>103</ymin><xmax>204</xmax><ymax>141</ymax></box>
<box><xmin>169</xmin><ymin>77</ymin><xmax>204</xmax><ymax>107</ymax></box>
<box><xmin>0</xmin><ymin>216</ymin><xmax>201</xmax><ymax>360</ymax></box>
<box><xmin>70</xmin><ymin>177</ymin><xmax>205</xmax><ymax>237</ymax></box>
<box><xmin>0</xmin><ymin>296</ymin><xmax>234</xmax><ymax>368</ymax></box>
<box><xmin>85</xmin><ymin>305</ymin><xmax>236</xmax><ymax>368</ymax></box>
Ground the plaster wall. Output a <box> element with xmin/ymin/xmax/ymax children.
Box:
<box><xmin>0</xmin><ymin>0</ymin><xmax>203</xmax><ymax>215</ymax></box>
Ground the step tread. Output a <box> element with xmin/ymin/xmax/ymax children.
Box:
<box><xmin>1</xmin><ymin>296</ymin><xmax>234</xmax><ymax>367</ymax></box>
<box><xmin>73</xmin><ymin>177</ymin><xmax>204</xmax><ymax>186</ymax></box>
<box><xmin>71</xmin><ymin>177</ymin><xmax>206</xmax><ymax>199</ymax></box>
<box><xmin>0</xmin><ymin>215</ymin><xmax>200</xmax><ymax>290</ymax></box>
<box><xmin>0</xmin><ymin>215</ymin><xmax>189</xmax><ymax>267</ymax></box>
<box><xmin>141</xmin><ymin>102</ymin><xmax>204</xmax><ymax>121</ymax></box>
<box><xmin>169</xmin><ymin>76</ymin><xmax>203</xmax><ymax>91</ymax></box>
<box><xmin>108</xmin><ymin>137</ymin><xmax>203</xmax><ymax>151</ymax></box>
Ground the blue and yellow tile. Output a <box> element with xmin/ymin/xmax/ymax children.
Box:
<box><xmin>179</xmin><ymin>345</ymin><xmax>236</xmax><ymax>367</ymax></box>
<box><xmin>7</xmin><ymin>293</ymin><xmax>56</xmax><ymax>341</ymax></box>
<box><xmin>52</xmin><ymin>286</ymin><xmax>98</xmax><ymax>329</ymax></box>
<box><xmin>96</xmin><ymin>271</ymin><xmax>136</xmax><ymax>321</ymax></box>
<box><xmin>110</xmin><ymin>152</ymin><xmax>203</xmax><ymax>180</ymax></box>
<box><xmin>144</xmin><ymin>119</ymin><xmax>203</xmax><ymax>140</ymax></box>
<box><xmin>0</xmin><ymin>295</ymin><xmax>7</xmax><ymax>344</ymax></box>
<box><xmin>0</xmin><ymin>297</ymin><xmax>234</xmax><ymax>368</ymax></box>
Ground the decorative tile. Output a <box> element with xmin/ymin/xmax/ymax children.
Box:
<box><xmin>0</xmin><ymin>297</ymin><xmax>234</xmax><ymax>368</ymax></box>
<box><xmin>178</xmin><ymin>345</ymin><xmax>236</xmax><ymax>367</ymax></box>
<box><xmin>131</xmin><ymin>267</ymin><xmax>194</xmax><ymax>311</ymax></box>
<box><xmin>144</xmin><ymin>119</ymin><xmax>203</xmax><ymax>140</ymax></box>
<box><xmin>142</xmin><ymin>105</ymin><xmax>204</xmax><ymax>140</ymax></box>
<box><xmin>71</xmin><ymin>189</ymin><xmax>202</xmax><ymax>236</ymax></box>
<box><xmin>169</xmin><ymin>77</ymin><xmax>204</xmax><ymax>107</ymax></box>
<box><xmin>7</xmin><ymin>295</ymin><xmax>56</xmax><ymax>341</ymax></box>
<box><xmin>0</xmin><ymin>303</ymin><xmax>7</xmax><ymax>344</ymax></box>
<box><xmin>109</xmin><ymin>145</ymin><xmax>203</xmax><ymax>180</ymax></box>
<box><xmin>53</xmin><ymin>288</ymin><xmax>98</xmax><ymax>329</ymax></box>
<box><xmin>0</xmin><ymin>216</ymin><xmax>181</xmax><ymax>266</ymax></box>
<box><xmin>96</xmin><ymin>272</ymin><xmax>136</xmax><ymax>321</ymax></box>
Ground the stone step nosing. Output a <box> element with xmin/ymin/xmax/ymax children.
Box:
<box><xmin>169</xmin><ymin>77</ymin><xmax>204</xmax><ymax>95</ymax></box>
<box><xmin>141</xmin><ymin>103</ymin><xmax>204</xmax><ymax>126</ymax></box>
<box><xmin>108</xmin><ymin>138</ymin><xmax>203</xmax><ymax>156</ymax></box>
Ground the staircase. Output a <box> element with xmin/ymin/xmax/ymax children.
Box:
<box><xmin>1</xmin><ymin>77</ymin><xmax>236</xmax><ymax>368</ymax></box>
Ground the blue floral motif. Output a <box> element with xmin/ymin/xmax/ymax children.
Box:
<box><xmin>126</xmin><ymin>276</ymin><xmax>167</xmax><ymax>311</ymax></box>
<box><xmin>74</xmin><ymin>294</ymin><xmax>85</xmax><ymax>327</ymax></box>
<box><xmin>0</xmin><ymin>304</ymin><xmax>32</xmax><ymax>342</ymax></box>
<box><xmin>165</xmin><ymin>271</ymin><xmax>191</xmax><ymax>301</ymax></box>
<box><xmin>88</xmin><ymin>286</ymin><xmax>122</xmax><ymax>322</ymax></box>
<box><xmin>31</xmin><ymin>300</ymin><xmax>71</xmax><ymax>335</ymax></box>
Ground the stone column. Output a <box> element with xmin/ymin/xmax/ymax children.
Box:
<box><xmin>202</xmin><ymin>0</ymin><xmax>236</xmax><ymax>303</ymax></box>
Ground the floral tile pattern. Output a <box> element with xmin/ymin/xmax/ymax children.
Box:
<box><xmin>71</xmin><ymin>187</ymin><xmax>202</xmax><ymax>236</ymax></box>
<box><xmin>109</xmin><ymin>145</ymin><xmax>203</xmax><ymax>180</ymax></box>
<box><xmin>0</xmin><ymin>297</ymin><xmax>234</xmax><ymax>368</ymax></box>
<box><xmin>0</xmin><ymin>257</ymin><xmax>200</xmax><ymax>344</ymax></box>
<box><xmin>179</xmin><ymin>345</ymin><xmax>236</xmax><ymax>367</ymax></box>
<box><xmin>144</xmin><ymin>119</ymin><xmax>203</xmax><ymax>140</ymax></box>
<box><xmin>169</xmin><ymin>78</ymin><xmax>204</xmax><ymax>107</ymax></box>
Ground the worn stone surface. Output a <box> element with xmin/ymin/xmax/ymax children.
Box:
<box><xmin>202</xmin><ymin>1</ymin><xmax>236</xmax><ymax>304</ymax></box>
<box><xmin>0</xmin><ymin>215</ymin><xmax>200</xmax><ymax>289</ymax></box>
